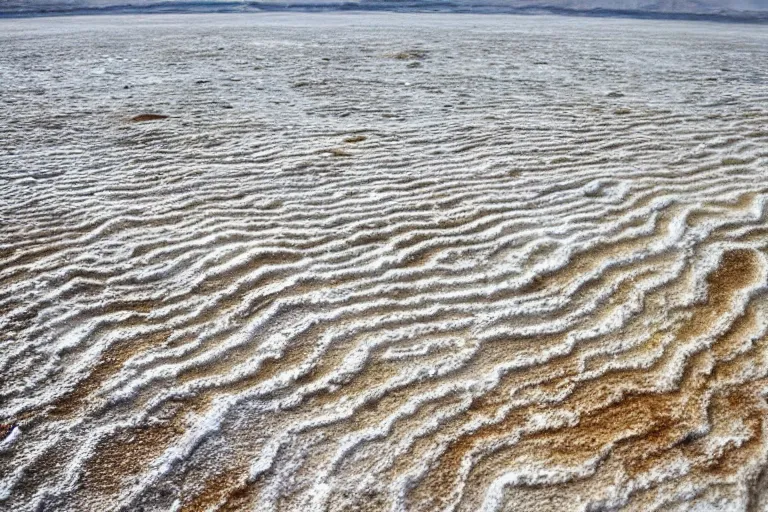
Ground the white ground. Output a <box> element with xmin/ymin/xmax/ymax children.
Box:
<box><xmin>1</xmin><ymin>12</ymin><xmax>768</xmax><ymax>512</ymax></box>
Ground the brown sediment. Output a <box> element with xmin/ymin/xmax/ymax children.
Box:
<box><xmin>700</xmin><ymin>249</ymin><xmax>759</xmax><ymax>306</ymax></box>
<box><xmin>174</xmin><ymin>328</ymin><xmax>467</xmax><ymax>504</ymax></box>
<box><xmin>695</xmin><ymin>387</ymin><xmax>765</xmax><ymax>474</ymax></box>
<box><xmin>480</xmin><ymin>255</ymin><xmax>671</xmax><ymax>390</ymax></box>
<box><xmin>735</xmin><ymin>227</ymin><xmax>768</xmax><ymax>244</ymax></box>
<box><xmin>519</xmin><ymin>207</ymin><xmax>680</xmax><ymax>295</ymax></box>
<box><xmin>399</xmin><ymin>246</ymin><xmax>442</xmax><ymax>268</ymax></box>
<box><xmin>307</xmin><ymin>332</ymin><xmax>459</xmax><ymax>413</ymax></box>
<box><xmin>417</xmin><ymin>269</ymin><xmax>657</xmax><ymax>460</ymax></box>
<box><xmin>709</xmin><ymin>300</ymin><xmax>760</xmax><ymax>362</ymax></box>
<box><xmin>565</xmin><ymin>249</ymin><xmax>762</xmax><ymax>415</ymax></box>
<box><xmin>49</xmin><ymin>329</ymin><xmax>171</xmax><ymax>418</ymax></box>
<box><xmin>406</xmin><ymin>249</ymin><xmax>764</xmax><ymax>509</ymax></box>
<box><xmin>544</xmin><ymin>392</ymin><xmax>686</xmax><ymax>473</ymax></box>
<box><xmin>412</xmin><ymin>408</ymin><xmax>529</xmax><ymax>507</ymax></box>
<box><xmin>217</xmin><ymin>481</ymin><xmax>259</xmax><ymax>511</ymax></box>
<box><xmin>0</xmin><ymin>245</ymin><xmax>64</xmax><ymax>290</ymax></box>
<box><xmin>0</xmin><ymin>422</ymin><xmax>15</xmax><ymax>441</ymax></box>
<box><xmin>617</xmin><ymin>385</ymin><xmax>767</xmax><ymax>509</ymax></box>
<box><xmin>394</xmin><ymin>266</ymin><xmax>668</xmax><ymax>499</ymax></box>
<box><xmin>344</xmin><ymin>135</ymin><xmax>367</xmax><ymax>143</ymax></box>
<box><xmin>179</xmin><ymin>468</ymin><xmax>254</xmax><ymax>512</ymax></box>
<box><xmin>687</xmin><ymin>192</ymin><xmax>758</xmax><ymax>228</ymax></box>
<box><xmin>81</xmin><ymin>408</ymin><xmax>186</xmax><ymax>495</ymax></box>
<box><xmin>130</xmin><ymin>114</ymin><xmax>169</xmax><ymax>122</ymax></box>
<box><xmin>713</xmin><ymin>309</ymin><xmax>768</xmax><ymax>387</ymax></box>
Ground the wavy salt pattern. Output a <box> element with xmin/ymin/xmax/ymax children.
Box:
<box><xmin>1</xmin><ymin>12</ymin><xmax>768</xmax><ymax>512</ymax></box>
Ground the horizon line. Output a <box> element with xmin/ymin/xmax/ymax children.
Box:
<box><xmin>3</xmin><ymin>2</ymin><xmax>768</xmax><ymax>23</ymax></box>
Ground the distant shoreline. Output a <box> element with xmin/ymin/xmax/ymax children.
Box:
<box><xmin>2</xmin><ymin>2</ymin><xmax>768</xmax><ymax>24</ymax></box>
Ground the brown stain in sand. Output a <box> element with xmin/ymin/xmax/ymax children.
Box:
<box><xmin>407</xmin><ymin>249</ymin><xmax>764</xmax><ymax>509</ymax></box>
<box><xmin>49</xmin><ymin>329</ymin><xmax>171</xmax><ymax>418</ymax></box>
<box><xmin>179</xmin><ymin>469</ymin><xmax>257</xmax><ymax>512</ymax></box>
<box><xmin>553</xmin><ymin>250</ymin><xmax>763</xmax><ymax>467</ymax></box>
<box><xmin>81</xmin><ymin>414</ymin><xmax>186</xmax><ymax>495</ymax></box>
<box><xmin>399</xmin><ymin>245</ymin><xmax>442</xmax><ymax>268</ymax></box>
<box><xmin>519</xmin><ymin>207</ymin><xmax>680</xmax><ymax>296</ymax></box>
<box><xmin>0</xmin><ymin>422</ymin><xmax>16</xmax><ymax>441</ymax></box>
<box><xmin>130</xmin><ymin>114</ymin><xmax>169</xmax><ymax>122</ymax></box>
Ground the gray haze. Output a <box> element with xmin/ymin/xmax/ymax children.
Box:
<box><xmin>3</xmin><ymin>0</ymin><xmax>768</xmax><ymax>11</ymax></box>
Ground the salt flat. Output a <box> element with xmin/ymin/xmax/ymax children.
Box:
<box><xmin>1</xmin><ymin>12</ymin><xmax>768</xmax><ymax>512</ymax></box>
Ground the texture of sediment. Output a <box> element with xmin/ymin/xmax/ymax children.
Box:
<box><xmin>1</xmin><ymin>12</ymin><xmax>768</xmax><ymax>512</ymax></box>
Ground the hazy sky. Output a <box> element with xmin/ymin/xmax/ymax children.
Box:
<box><xmin>4</xmin><ymin>0</ymin><xmax>768</xmax><ymax>11</ymax></box>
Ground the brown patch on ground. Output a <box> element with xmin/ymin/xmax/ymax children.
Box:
<box><xmin>130</xmin><ymin>114</ymin><xmax>169</xmax><ymax>122</ymax></box>
<box><xmin>584</xmin><ymin>252</ymin><xmax>761</xmax><ymax>476</ymax></box>
<box><xmin>406</xmin><ymin>249</ymin><xmax>763</xmax><ymax>509</ymax></box>
<box><xmin>713</xmin><ymin>303</ymin><xmax>768</xmax><ymax>385</ymax></box>
<box><xmin>514</xmin><ymin>393</ymin><xmax>682</xmax><ymax>476</ymax></box>
<box><xmin>344</xmin><ymin>135</ymin><xmax>367</xmax><ymax>143</ymax></box>
<box><xmin>49</xmin><ymin>329</ymin><xmax>170</xmax><ymax>417</ymax></box>
<box><xmin>401</xmin><ymin>266</ymin><xmax>670</xmax><ymax>506</ymax></box>
<box><xmin>709</xmin><ymin>301</ymin><xmax>760</xmax><ymax>362</ymax></box>
<box><xmin>0</xmin><ymin>422</ymin><xmax>15</xmax><ymax>440</ymax></box>
<box><xmin>688</xmin><ymin>192</ymin><xmax>758</xmax><ymax>228</ymax></box>
<box><xmin>735</xmin><ymin>227</ymin><xmax>768</xmax><ymax>244</ymax></box>
<box><xmin>180</xmin><ymin>468</ymin><xmax>255</xmax><ymax>512</ymax></box>
<box><xmin>399</xmin><ymin>246</ymin><xmax>441</xmax><ymax>268</ymax></box>
<box><xmin>706</xmin><ymin>249</ymin><xmax>760</xmax><ymax>300</ymax></box>
<box><xmin>81</xmin><ymin>413</ymin><xmax>185</xmax><ymax>495</ymax></box>
<box><xmin>566</xmin><ymin>249</ymin><xmax>761</xmax><ymax>416</ymax></box>
<box><xmin>218</xmin><ymin>481</ymin><xmax>259</xmax><ymax>511</ymax></box>
<box><xmin>695</xmin><ymin>386</ymin><xmax>766</xmax><ymax>473</ymax></box>
<box><xmin>411</xmin><ymin>408</ymin><xmax>528</xmax><ymax>507</ymax></box>
<box><xmin>519</xmin><ymin>207</ymin><xmax>680</xmax><ymax>295</ymax></box>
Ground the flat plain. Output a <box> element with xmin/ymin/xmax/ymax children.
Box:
<box><xmin>1</xmin><ymin>12</ymin><xmax>768</xmax><ymax>512</ymax></box>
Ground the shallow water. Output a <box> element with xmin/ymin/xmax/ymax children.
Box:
<box><xmin>1</xmin><ymin>12</ymin><xmax>768</xmax><ymax>511</ymax></box>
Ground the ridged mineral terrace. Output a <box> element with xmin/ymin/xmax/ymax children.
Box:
<box><xmin>1</xmin><ymin>12</ymin><xmax>768</xmax><ymax>512</ymax></box>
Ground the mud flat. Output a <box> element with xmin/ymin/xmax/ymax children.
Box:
<box><xmin>1</xmin><ymin>12</ymin><xmax>768</xmax><ymax>512</ymax></box>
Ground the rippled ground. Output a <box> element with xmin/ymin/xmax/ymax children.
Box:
<box><xmin>2</xmin><ymin>12</ymin><xmax>768</xmax><ymax>512</ymax></box>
